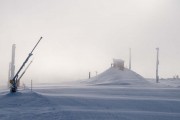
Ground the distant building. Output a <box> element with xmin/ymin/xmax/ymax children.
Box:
<box><xmin>113</xmin><ymin>59</ymin><xmax>124</xmax><ymax>70</ymax></box>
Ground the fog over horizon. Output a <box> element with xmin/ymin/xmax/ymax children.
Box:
<box><xmin>0</xmin><ymin>0</ymin><xmax>180</xmax><ymax>85</ymax></box>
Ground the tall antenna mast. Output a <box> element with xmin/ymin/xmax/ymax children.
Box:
<box><xmin>8</xmin><ymin>44</ymin><xmax>16</xmax><ymax>87</ymax></box>
<box><xmin>10</xmin><ymin>44</ymin><xmax>16</xmax><ymax>80</ymax></box>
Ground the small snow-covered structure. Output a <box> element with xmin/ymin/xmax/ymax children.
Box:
<box><xmin>113</xmin><ymin>59</ymin><xmax>124</xmax><ymax>70</ymax></box>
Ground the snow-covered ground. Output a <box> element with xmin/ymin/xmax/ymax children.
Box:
<box><xmin>158</xmin><ymin>79</ymin><xmax>180</xmax><ymax>88</ymax></box>
<box><xmin>0</xmin><ymin>68</ymin><xmax>180</xmax><ymax>120</ymax></box>
<box><xmin>0</xmin><ymin>85</ymin><xmax>180</xmax><ymax>120</ymax></box>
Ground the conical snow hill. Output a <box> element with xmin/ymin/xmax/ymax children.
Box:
<box><xmin>85</xmin><ymin>67</ymin><xmax>152</xmax><ymax>86</ymax></box>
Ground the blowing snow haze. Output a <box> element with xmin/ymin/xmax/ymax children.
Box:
<box><xmin>0</xmin><ymin>0</ymin><xmax>180</xmax><ymax>85</ymax></box>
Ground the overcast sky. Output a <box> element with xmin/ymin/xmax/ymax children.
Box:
<box><xmin>0</xmin><ymin>0</ymin><xmax>180</xmax><ymax>85</ymax></box>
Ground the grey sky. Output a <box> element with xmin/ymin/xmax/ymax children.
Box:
<box><xmin>0</xmin><ymin>0</ymin><xmax>180</xmax><ymax>84</ymax></box>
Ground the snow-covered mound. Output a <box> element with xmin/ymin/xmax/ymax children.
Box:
<box><xmin>0</xmin><ymin>90</ymin><xmax>52</xmax><ymax>108</ymax></box>
<box><xmin>85</xmin><ymin>67</ymin><xmax>151</xmax><ymax>86</ymax></box>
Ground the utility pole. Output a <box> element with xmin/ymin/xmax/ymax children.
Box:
<box><xmin>129</xmin><ymin>48</ymin><xmax>131</xmax><ymax>70</ymax></box>
<box><xmin>89</xmin><ymin>72</ymin><xmax>91</xmax><ymax>79</ymax></box>
<box><xmin>156</xmin><ymin>48</ymin><xmax>159</xmax><ymax>83</ymax></box>
<box><xmin>31</xmin><ymin>80</ymin><xmax>32</xmax><ymax>92</ymax></box>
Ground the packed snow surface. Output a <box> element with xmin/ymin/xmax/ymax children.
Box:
<box><xmin>0</xmin><ymin>85</ymin><xmax>180</xmax><ymax>120</ymax></box>
<box><xmin>0</xmin><ymin>68</ymin><xmax>180</xmax><ymax>120</ymax></box>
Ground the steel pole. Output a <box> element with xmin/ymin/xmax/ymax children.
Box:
<box><xmin>156</xmin><ymin>48</ymin><xmax>159</xmax><ymax>83</ymax></box>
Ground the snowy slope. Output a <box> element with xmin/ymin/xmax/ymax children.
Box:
<box><xmin>84</xmin><ymin>67</ymin><xmax>152</xmax><ymax>86</ymax></box>
<box><xmin>1</xmin><ymin>86</ymin><xmax>180</xmax><ymax>120</ymax></box>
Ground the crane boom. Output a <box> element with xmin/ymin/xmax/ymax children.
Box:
<box><xmin>10</xmin><ymin>37</ymin><xmax>42</xmax><ymax>93</ymax></box>
<box><xmin>17</xmin><ymin>60</ymin><xmax>33</xmax><ymax>87</ymax></box>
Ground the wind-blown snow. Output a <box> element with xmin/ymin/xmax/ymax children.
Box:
<box><xmin>0</xmin><ymin>86</ymin><xmax>180</xmax><ymax>120</ymax></box>
<box><xmin>0</xmin><ymin>68</ymin><xmax>180</xmax><ymax>120</ymax></box>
